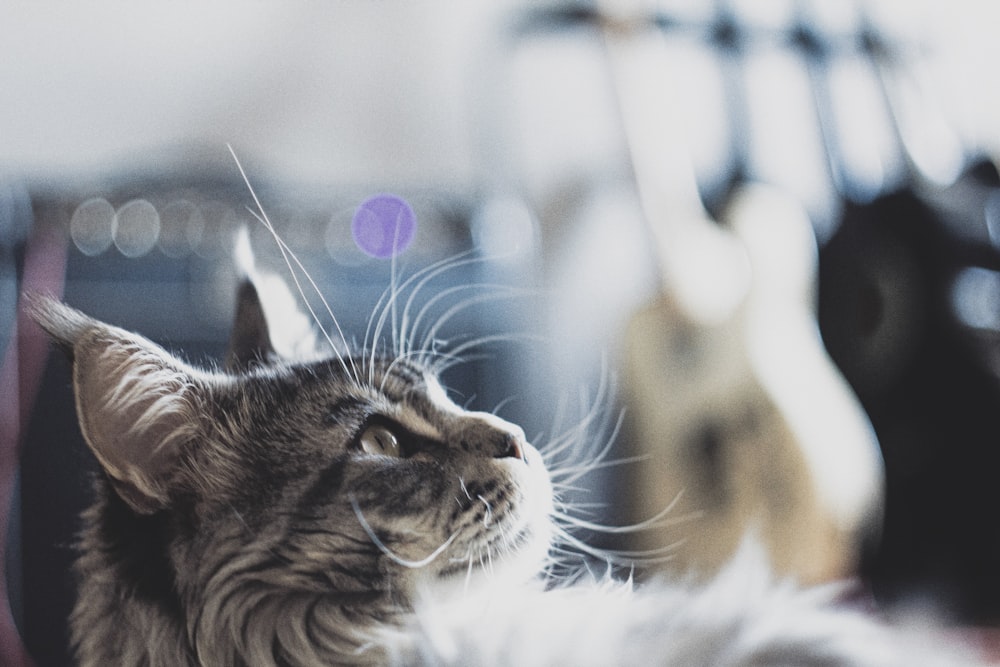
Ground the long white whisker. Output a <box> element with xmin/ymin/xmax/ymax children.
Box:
<box><xmin>541</xmin><ymin>407</ymin><xmax>610</xmax><ymax>468</ymax></box>
<box><xmin>227</xmin><ymin>144</ymin><xmax>360</xmax><ymax>384</ymax></box>
<box><xmin>463</xmin><ymin>549</ymin><xmax>475</xmax><ymax>595</ymax></box>
<box><xmin>541</xmin><ymin>373</ymin><xmax>619</xmax><ymax>471</ymax></box>
<box><xmin>548</xmin><ymin>526</ymin><xmax>681</xmax><ymax>568</ymax></box>
<box><xmin>398</xmin><ymin>253</ymin><xmax>481</xmax><ymax>358</ymax></box>
<box><xmin>399</xmin><ymin>258</ymin><xmax>493</xmax><ymax>352</ymax></box>
<box><xmin>459</xmin><ymin>477</ymin><xmax>473</xmax><ymax>502</ymax></box>
<box><xmin>547</xmin><ymin>449</ymin><xmax>644</xmax><ymax>478</ymax></box>
<box><xmin>478</xmin><ymin>495</ymin><xmax>493</xmax><ymax>528</ymax></box>
<box><xmin>369</xmin><ymin>285</ymin><xmax>397</xmax><ymax>387</ymax></box>
<box><xmin>365</xmin><ymin>277</ymin><xmax>407</xmax><ymax>378</ymax></box>
<box><xmin>389</xmin><ymin>216</ymin><xmax>402</xmax><ymax>356</ymax></box>
<box><xmin>490</xmin><ymin>395</ymin><xmax>519</xmax><ymax>418</ymax></box>
<box><xmin>408</xmin><ymin>283</ymin><xmax>490</xmax><ymax>357</ymax></box>
<box><xmin>418</xmin><ymin>288</ymin><xmax>531</xmax><ymax>361</ymax></box>
<box><xmin>349</xmin><ymin>495</ymin><xmax>456</xmax><ymax>569</ymax></box>
<box><xmin>549</xmin><ymin>413</ymin><xmax>626</xmax><ymax>489</ymax></box>
<box><xmin>541</xmin><ymin>390</ymin><xmax>605</xmax><ymax>461</ymax></box>
<box><xmin>366</xmin><ymin>251</ymin><xmax>478</xmax><ymax>372</ymax></box>
<box><xmin>429</xmin><ymin>333</ymin><xmax>544</xmax><ymax>375</ymax></box>
<box><xmin>415</xmin><ymin>285</ymin><xmax>531</xmax><ymax>365</ymax></box>
<box><xmin>367</xmin><ymin>231</ymin><xmax>433</xmax><ymax>375</ymax></box>
<box><xmin>243</xmin><ymin>206</ymin><xmax>355</xmax><ymax>372</ymax></box>
<box><xmin>553</xmin><ymin>491</ymin><xmax>692</xmax><ymax>535</ymax></box>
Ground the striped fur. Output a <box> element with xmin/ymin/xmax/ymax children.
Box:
<box><xmin>30</xmin><ymin>289</ymin><xmax>552</xmax><ymax>666</ymax></box>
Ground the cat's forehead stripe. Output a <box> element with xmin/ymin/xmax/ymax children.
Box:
<box><xmin>327</xmin><ymin>396</ymin><xmax>371</xmax><ymax>424</ymax></box>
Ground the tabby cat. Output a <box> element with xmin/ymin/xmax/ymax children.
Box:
<box><xmin>28</xmin><ymin>246</ymin><xmax>981</xmax><ymax>666</ymax></box>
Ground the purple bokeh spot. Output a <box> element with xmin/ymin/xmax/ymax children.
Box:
<box><xmin>351</xmin><ymin>194</ymin><xmax>416</xmax><ymax>259</ymax></box>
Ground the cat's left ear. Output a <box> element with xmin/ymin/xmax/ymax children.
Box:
<box><xmin>225</xmin><ymin>279</ymin><xmax>276</xmax><ymax>372</ymax></box>
<box><xmin>28</xmin><ymin>295</ymin><xmax>203</xmax><ymax>514</ymax></box>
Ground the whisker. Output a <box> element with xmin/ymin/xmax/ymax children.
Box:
<box><xmin>396</xmin><ymin>251</ymin><xmax>481</xmax><ymax>358</ymax></box>
<box><xmin>417</xmin><ymin>287</ymin><xmax>533</xmax><ymax>362</ymax></box>
<box><xmin>478</xmin><ymin>495</ymin><xmax>493</xmax><ymax>528</ymax></box>
<box><xmin>541</xmin><ymin>408</ymin><xmax>619</xmax><ymax>475</ymax></box>
<box><xmin>227</xmin><ymin>145</ymin><xmax>360</xmax><ymax>384</ymax></box>
<box><xmin>349</xmin><ymin>495</ymin><xmax>456</xmax><ymax>569</ymax></box>
<box><xmin>541</xmin><ymin>373</ymin><xmax>621</xmax><ymax>477</ymax></box>
<box><xmin>490</xmin><ymin>395</ymin><xmax>520</xmax><ymax>418</ymax></box>
<box><xmin>547</xmin><ymin>482</ymin><xmax>595</xmax><ymax>497</ymax></box>
<box><xmin>547</xmin><ymin>527</ymin><xmax>682</xmax><ymax>570</ymax></box>
<box><xmin>463</xmin><ymin>549</ymin><xmax>475</xmax><ymax>595</ymax></box>
<box><xmin>547</xmin><ymin>455</ymin><xmax>647</xmax><ymax>483</ymax></box>
<box><xmin>369</xmin><ymin>280</ymin><xmax>402</xmax><ymax>387</ymax></box>
<box><xmin>408</xmin><ymin>283</ymin><xmax>490</xmax><ymax>359</ymax></box>
<box><xmin>243</xmin><ymin>206</ymin><xmax>352</xmax><ymax>365</ymax></box>
<box><xmin>553</xmin><ymin>490</ymin><xmax>694</xmax><ymax>536</ymax></box>
<box><xmin>429</xmin><ymin>333</ymin><xmax>544</xmax><ymax>375</ymax></box>
<box><xmin>364</xmin><ymin>281</ymin><xmax>401</xmax><ymax>382</ymax></box>
<box><xmin>366</xmin><ymin>251</ymin><xmax>477</xmax><ymax>378</ymax></box>
<box><xmin>408</xmin><ymin>280</ymin><xmax>517</xmax><ymax>357</ymax></box>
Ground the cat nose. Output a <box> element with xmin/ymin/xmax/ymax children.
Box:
<box><xmin>464</xmin><ymin>412</ymin><xmax>529</xmax><ymax>462</ymax></box>
<box><xmin>496</xmin><ymin>432</ymin><xmax>526</xmax><ymax>462</ymax></box>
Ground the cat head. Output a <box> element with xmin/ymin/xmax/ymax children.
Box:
<box><xmin>28</xmin><ymin>266</ymin><xmax>554</xmax><ymax>612</ymax></box>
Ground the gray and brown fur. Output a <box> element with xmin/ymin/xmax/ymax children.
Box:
<box><xmin>28</xmin><ymin>277</ymin><xmax>553</xmax><ymax>666</ymax></box>
<box><xmin>26</xmin><ymin>273</ymin><xmax>987</xmax><ymax>667</ymax></box>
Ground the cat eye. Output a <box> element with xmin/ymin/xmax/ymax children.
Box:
<box><xmin>357</xmin><ymin>423</ymin><xmax>403</xmax><ymax>457</ymax></box>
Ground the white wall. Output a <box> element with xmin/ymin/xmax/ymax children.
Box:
<box><xmin>0</xmin><ymin>0</ymin><xmax>996</xmax><ymax>190</ymax></box>
<box><xmin>0</xmin><ymin>1</ymin><xmax>516</xmax><ymax>188</ymax></box>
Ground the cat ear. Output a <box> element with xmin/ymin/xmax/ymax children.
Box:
<box><xmin>226</xmin><ymin>229</ymin><xmax>322</xmax><ymax>370</ymax></box>
<box><xmin>28</xmin><ymin>295</ymin><xmax>201</xmax><ymax>514</ymax></box>
<box><xmin>225</xmin><ymin>279</ymin><xmax>276</xmax><ymax>372</ymax></box>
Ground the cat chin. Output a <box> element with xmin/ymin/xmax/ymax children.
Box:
<box><xmin>395</xmin><ymin>518</ymin><xmax>552</xmax><ymax>607</ymax></box>
<box><xmin>419</xmin><ymin>532</ymin><xmax>553</xmax><ymax>604</ymax></box>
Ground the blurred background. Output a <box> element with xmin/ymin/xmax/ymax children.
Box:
<box><xmin>3</xmin><ymin>0</ymin><xmax>1000</xmax><ymax>664</ymax></box>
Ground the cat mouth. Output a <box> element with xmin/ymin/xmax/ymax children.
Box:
<box><xmin>433</xmin><ymin>508</ymin><xmax>550</xmax><ymax>585</ymax></box>
<box><xmin>427</xmin><ymin>443</ymin><xmax>552</xmax><ymax>581</ymax></box>
<box><xmin>441</xmin><ymin>483</ymin><xmax>551</xmax><ymax>577</ymax></box>
<box><xmin>484</xmin><ymin>516</ymin><xmax>540</xmax><ymax>557</ymax></box>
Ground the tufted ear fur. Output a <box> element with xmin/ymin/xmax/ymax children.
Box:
<box><xmin>28</xmin><ymin>295</ymin><xmax>202</xmax><ymax>514</ymax></box>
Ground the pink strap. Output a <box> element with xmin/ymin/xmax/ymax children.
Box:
<box><xmin>0</xmin><ymin>217</ymin><xmax>68</xmax><ymax>667</ymax></box>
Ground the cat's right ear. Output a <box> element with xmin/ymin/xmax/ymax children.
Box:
<box><xmin>27</xmin><ymin>294</ymin><xmax>203</xmax><ymax>514</ymax></box>
<box><xmin>225</xmin><ymin>230</ymin><xmax>321</xmax><ymax>370</ymax></box>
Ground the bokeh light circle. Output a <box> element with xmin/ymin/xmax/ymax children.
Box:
<box><xmin>114</xmin><ymin>198</ymin><xmax>160</xmax><ymax>258</ymax></box>
<box><xmin>70</xmin><ymin>197</ymin><xmax>116</xmax><ymax>256</ymax></box>
<box><xmin>351</xmin><ymin>194</ymin><xmax>416</xmax><ymax>259</ymax></box>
